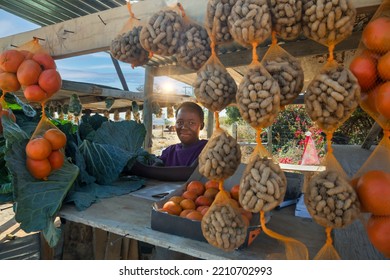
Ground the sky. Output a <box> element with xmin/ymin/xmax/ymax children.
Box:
<box><xmin>0</xmin><ymin>9</ymin><xmax>190</xmax><ymax>94</ymax></box>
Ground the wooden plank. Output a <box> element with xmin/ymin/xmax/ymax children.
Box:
<box><xmin>93</xmin><ymin>228</ymin><xmax>108</xmax><ymax>260</ymax></box>
<box><xmin>143</xmin><ymin>66</ymin><xmax>154</xmax><ymax>152</ymax></box>
<box><xmin>361</xmin><ymin>122</ymin><xmax>382</xmax><ymax>150</ymax></box>
<box><xmin>280</xmin><ymin>163</ymin><xmax>326</xmax><ymax>172</ymax></box>
<box><xmin>104</xmin><ymin>232</ymin><xmax>123</xmax><ymax>260</ymax></box>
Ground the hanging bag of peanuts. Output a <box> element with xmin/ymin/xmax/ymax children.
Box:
<box><xmin>110</xmin><ymin>0</ymin><xmax>150</xmax><ymax>68</ymax></box>
<box><xmin>238</xmin><ymin>132</ymin><xmax>309</xmax><ymax>259</ymax></box>
<box><xmin>205</xmin><ymin>0</ymin><xmax>236</xmax><ymax>45</ymax></box>
<box><xmin>201</xmin><ymin>188</ymin><xmax>248</xmax><ymax>251</ymax></box>
<box><xmin>303</xmin><ymin>151</ymin><xmax>360</xmax><ymax>259</ymax></box>
<box><xmin>139</xmin><ymin>1</ymin><xmax>184</xmax><ymax>57</ymax></box>
<box><xmin>25</xmin><ymin>112</ymin><xmax>67</xmax><ymax>181</ymax></box>
<box><xmin>261</xmin><ymin>35</ymin><xmax>304</xmax><ymax>109</ymax></box>
<box><xmin>199</xmin><ymin>126</ymin><xmax>241</xmax><ymax>181</ymax></box>
<box><xmin>302</xmin><ymin>0</ymin><xmax>356</xmax><ymax>49</ymax></box>
<box><xmin>227</xmin><ymin>0</ymin><xmax>272</xmax><ymax>49</ymax></box>
<box><xmin>176</xmin><ymin>5</ymin><xmax>211</xmax><ymax>71</ymax></box>
<box><xmin>269</xmin><ymin>0</ymin><xmax>303</xmax><ymax>41</ymax></box>
<box><xmin>0</xmin><ymin>38</ymin><xmax>62</xmax><ymax>105</ymax></box>
<box><xmin>193</xmin><ymin>50</ymin><xmax>237</xmax><ymax>112</ymax></box>
<box><xmin>347</xmin><ymin>0</ymin><xmax>390</xmax><ymax>259</ymax></box>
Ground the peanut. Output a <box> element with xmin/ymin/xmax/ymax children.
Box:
<box><xmin>269</xmin><ymin>0</ymin><xmax>303</xmax><ymax>40</ymax></box>
<box><xmin>206</xmin><ymin>0</ymin><xmax>236</xmax><ymax>44</ymax></box>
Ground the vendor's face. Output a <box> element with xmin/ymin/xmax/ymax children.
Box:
<box><xmin>175</xmin><ymin>108</ymin><xmax>202</xmax><ymax>146</ymax></box>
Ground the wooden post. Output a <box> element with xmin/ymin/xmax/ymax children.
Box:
<box><xmin>232</xmin><ymin>122</ymin><xmax>238</xmax><ymax>139</ymax></box>
<box><xmin>206</xmin><ymin>109</ymin><xmax>214</xmax><ymax>138</ymax></box>
<box><xmin>267</xmin><ymin>125</ymin><xmax>273</xmax><ymax>153</ymax></box>
<box><xmin>143</xmin><ymin>66</ymin><xmax>154</xmax><ymax>152</ymax></box>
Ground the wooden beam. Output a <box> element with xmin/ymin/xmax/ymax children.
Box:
<box><xmin>361</xmin><ymin>122</ymin><xmax>382</xmax><ymax>150</ymax></box>
<box><xmin>0</xmin><ymin>0</ymin><xmax>379</xmax><ymax>59</ymax></box>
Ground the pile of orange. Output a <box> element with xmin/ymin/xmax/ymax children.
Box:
<box><xmin>25</xmin><ymin>128</ymin><xmax>67</xmax><ymax>180</ymax></box>
<box><xmin>349</xmin><ymin>16</ymin><xmax>390</xmax><ymax>120</ymax></box>
<box><xmin>356</xmin><ymin>170</ymin><xmax>390</xmax><ymax>258</ymax></box>
<box><xmin>159</xmin><ymin>180</ymin><xmax>252</xmax><ymax>224</ymax></box>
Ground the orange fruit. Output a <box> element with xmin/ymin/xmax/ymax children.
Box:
<box><xmin>356</xmin><ymin>170</ymin><xmax>390</xmax><ymax>215</ymax></box>
<box><xmin>230</xmin><ymin>184</ymin><xmax>240</xmax><ymax>200</ymax></box>
<box><xmin>366</xmin><ymin>215</ymin><xmax>390</xmax><ymax>258</ymax></box>
<box><xmin>179</xmin><ymin>209</ymin><xmax>194</xmax><ymax>218</ymax></box>
<box><xmin>362</xmin><ymin>17</ymin><xmax>390</xmax><ymax>53</ymax></box>
<box><xmin>38</xmin><ymin>69</ymin><xmax>62</xmax><ymax>95</ymax></box>
<box><xmin>0</xmin><ymin>72</ymin><xmax>21</xmax><ymax>92</ymax></box>
<box><xmin>205</xmin><ymin>180</ymin><xmax>219</xmax><ymax>190</ymax></box>
<box><xmin>186</xmin><ymin>180</ymin><xmax>205</xmax><ymax>195</ymax></box>
<box><xmin>169</xmin><ymin>195</ymin><xmax>184</xmax><ymax>204</ymax></box>
<box><xmin>16</xmin><ymin>59</ymin><xmax>42</xmax><ymax>86</ymax></box>
<box><xmin>182</xmin><ymin>190</ymin><xmax>198</xmax><ymax>201</ymax></box>
<box><xmin>185</xmin><ymin>210</ymin><xmax>203</xmax><ymax>221</ymax></box>
<box><xmin>229</xmin><ymin>198</ymin><xmax>239</xmax><ymax>208</ymax></box>
<box><xmin>0</xmin><ymin>49</ymin><xmax>25</xmax><ymax>73</ymax></box>
<box><xmin>180</xmin><ymin>198</ymin><xmax>196</xmax><ymax>210</ymax></box>
<box><xmin>25</xmin><ymin>137</ymin><xmax>52</xmax><ymax>160</ymax></box>
<box><xmin>162</xmin><ymin>201</ymin><xmax>182</xmax><ymax>216</ymax></box>
<box><xmin>43</xmin><ymin>128</ymin><xmax>67</xmax><ymax>150</ymax></box>
<box><xmin>203</xmin><ymin>188</ymin><xmax>219</xmax><ymax>200</ymax></box>
<box><xmin>26</xmin><ymin>157</ymin><xmax>51</xmax><ymax>180</ymax></box>
<box><xmin>238</xmin><ymin>207</ymin><xmax>253</xmax><ymax>221</ymax></box>
<box><xmin>23</xmin><ymin>84</ymin><xmax>48</xmax><ymax>103</ymax></box>
<box><xmin>48</xmin><ymin>150</ymin><xmax>64</xmax><ymax>170</ymax></box>
<box><xmin>377</xmin><ymin>51</ymin><xmax>390</xmax><ymax>81</ymax></box>
<box><xmin>200</xmin><ymin>206</ymin><xmax>209</xmax><ymax>216</ymax></box>
<box><xmin>375</xmin><ymin>82</ymin><xmax>390</xmax><ymax>120</ymax></box>
<box><xmin>195</xmin><ymin>195</ymin><xmax>212</xmax><ymax>207</ymax></box>
<box><xmin>349</xmin><ymin>54</ymin><xmax>378</xmax><ymax>91</ymax></box>
<box><xmin>360</xmin><ymin>84</ymin><xmax>380</xmax><ymax>115</ymax></box>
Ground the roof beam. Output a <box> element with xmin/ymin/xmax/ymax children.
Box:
<box><xmin>0</xmin><ymin>0</ymin><xmax>379</xmax><ymax>59</ymax></box>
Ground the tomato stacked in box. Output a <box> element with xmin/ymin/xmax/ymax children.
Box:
<box><xmin>348</xmin><ymin>0</ymin><xmax>390</xmax><ymax>259</ymax></box>
<box><xmin>0</xmin><ymin>38</ymin><xmax>66</xmax><ymax>180</ymax></box>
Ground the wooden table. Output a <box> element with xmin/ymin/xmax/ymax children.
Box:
<box><xmin>59</xmin><ymin>179</ymin><xmax>327</xmax><ymax>260</ymax></box>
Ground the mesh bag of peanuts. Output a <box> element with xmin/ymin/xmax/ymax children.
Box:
<box><xmin>110</xmin><ymin>2</ymin><xmax>149</xmax><ymax>68</ymax></box>
<box><xmin>269</xmin><ymin>0</ymin><xmax>303</xmax><ymax>41</ymax></box>
<box><xmin>194</xmin><ymin>52</ymin><xmax>237</xmax><ymax>112</ymax></box>
<box><xmin>227</xmin><ymin>0</ymin><xmax>272</xmax><ymax>49</ymax></box>
<box><xmin>261</xmin><ymin>42</ymin><xmax>304</xmax><ymax>108</ymax></box>
<box><xmin>198</xmin><ymin>127</ymin><xmax>241</xmax><ymax>181</ymax></box>
<box><xmin>201</xmin><ymin>189</ymin><xmax>248</xmax><ymax>251</ymax></box>
<box><xmin>176</xmin><ymin>12</ymin><xmax>211</xmax><ymax>71</ymax></box>
<box><xmin>205</xmin><ymin>0</ymin><xmax>236</xmax><ymax>45</ymax></box>
<box><xmin>239</xmin><ymin>144</ymin><xmax>287</xmax><ymax>213</ymax></box>
<box><xmin>303</xmin><ymin>152</ymin><xmax>360</xmax><ymax>259</ymax></box>
<box><xmin>304</xmin><ymin>59</ymin><xmax>360</xmax><ymax>134</ymax></box>
<box><xmin>139</xmin><ymin>3</ymin><xmax>184</xmax><ymax>56</ymax></box>
<box><xmin>236</xmin><ymin>60</ymin><xmax>281</xmax><ymax>130</ymax></box>
<box><xmin>302</xmin><ymin>0</ymin><xmax>356</xmax><ymax>47</ymax></box>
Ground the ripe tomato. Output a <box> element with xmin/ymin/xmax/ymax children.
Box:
<box><xmin>356</xmin><ymin>170</ymin><xmax>390</xmax><ymax>215</ymax></box>
<box><xmin>377</xmin><ymin>51</ymin><xmax>390</xmax><ymax>81</ymax></box>
<box><xmin>349</xmin><ymin>54</ymin><xmax>378</xmax><ymax>91</ymax></box>
<box><xmin>366</xmin><ymin>215</ymin><xmax>390</xmax><ymax>258</ymax></box>
<box><xmin>362</xmin><ymin>17</ymin><xmax>390</xmax><ymax>53</ymax></box>
<box><xmin>375</xmin><ymin>82</ymin><xmax>390</xmax><ymax>120</ymax></box>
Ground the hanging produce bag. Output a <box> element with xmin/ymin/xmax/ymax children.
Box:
<box><xmin>176</xmin><ymin>6</ymin><xmax>211</xmax><ymax>71</ymax></box>
<box><xmin>227</xmin><ymin>0</ymin><xmax>272</xmax><ymax>48</ymax></box>
<box><xmin>205</xmin><ymin>0</ymin><xmax>236</xmax><ymax>45</ymax></box>
<box><xmin>193</xmin><ymin>51</ymin><xmax>237</xmax><ymax>112</ymax></box>
<box><xmin>139</xmin><ymin>2</ymin><xmax>184</xmax><ymax>56</ymax></box>
<box><xmin>261</xmin><ymin>38</ymin><xmax>304</xmax><ymax>108</ymax></box>
<box><xmin>269</xmin><ymin>0</ymin><xmax>303</xmax><ymax>41</ymax></box>
<box><xmin>199</xmin><ymin>126</ymin><xmax>241</xmax><ymax>181</ymax></box>
<box><xmin>302</xmin><ymin>0</ymin><xmax>356</xmax><ymax>48</ymax></box>
<box><xmin>25</xmin><ymin>113</ymin><xmax>67</xmax><ymax>180</ymax></box>
<box><xmin>201</xmin><ymin>188</ymin><xmax>248</xmax><ymax>251</ymax></box>
<box><xmin>110</xmin><ymin>1</ymin><xmax>149</xmax><ymax>68</ymax></box>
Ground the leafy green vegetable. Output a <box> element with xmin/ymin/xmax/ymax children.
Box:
<box><xmin>3</xmin><ymin>116</ymin><xmax>79</xmax><ymax>247</ymax></box>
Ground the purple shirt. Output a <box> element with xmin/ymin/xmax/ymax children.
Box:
<box><xmin>159</xmin><ymin>139</ymin><xmax>208</xmax><ymax>167</ymax></box>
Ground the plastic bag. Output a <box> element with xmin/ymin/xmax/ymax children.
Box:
<box><xmin>201</xmin><ymin>189</ymin><xmax>248</xmax><ymax>251</ymax></box>
<box><xmin>176</xmin><ymin>9</ymin><xmax>211</xmax><ymax>71</ymax></box>
<box><xmin>205</xmin><ymin>0</ymin><xmax>236</xmax><ymax>45</ymax></box>
<box><xmin>261</xmin><ymin>40</ymin><xmax>304</xmax><ymax>108</ymax></box>
<box><xmin>139</xmin><ymin>3</ymin><xmax>184</xmax><ymax>56</ymax></box>
<box><xmin>301</xmin><ymin>131</ymin><xmax>320</xmax><ymax>165</ymax></box>
<box><xmin>228</xmin><ymin>0</ymin><xmax>272</xmax><ymax>48</ymax></box>
<box><xmin>25</xmin><ymin>114</ymin><xmax>67</xmax><ymax>180</ymax></box>
<box><xmin>302</xmin><ymin>0</ymin><xmax>356</xmax><ymax>48</ymax></box>
<box><xmin>269</xmin><ymin>0</ymin><xmax>303</xmax><ymax>41</ymax></box>
<box><xmin>199</xmin><ymin>127</ymin><xmax>241</xmax><ymax>181</ymax></box>
<box><xmin>193</xmin><ymin>51</ymin><xmax>237</xmax><ymax>112</ymax></box>
<box><xmin>0</xmin><ymin>97</ymin><xmax>16</xmax><ymax>134</ymax></box>
<box><xmin>0</xmin><ymin>38</ymin><xmax>61</xmax><ymax>104</ymax></box>
<box><xmin>110</xmin><ymin>1</ymin><xmax>149</xmax><ymax>68</ymax></box>
<box><xmin>236</xmin><ymin>60</ymin><xmax>281</xmax><ymax>130</ymax></box>
<box><xmin>304</xmin><ymin>59</ymin><xmax>360</xmax><ymax>135</ymax></box>
<box><xmin>304</xmin><ymin>151</ymin><xmax>360</xmax><ymax>259</ymax></box>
